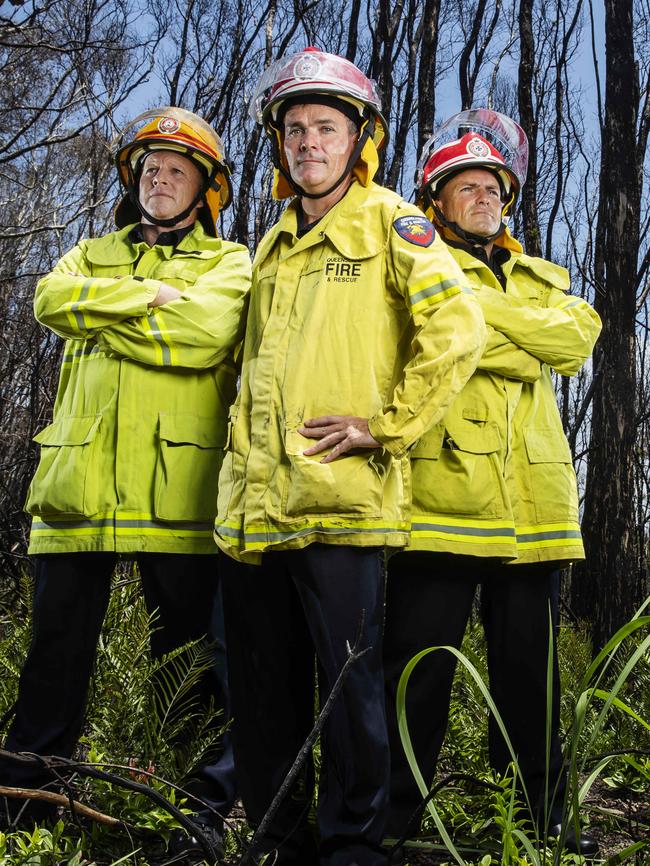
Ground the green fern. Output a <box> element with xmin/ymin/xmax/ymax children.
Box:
<box><xmin>86</xmin><ymin>575</ymin><xmax>228</xmax><ymax>783</ymax></box>
<box><xmin>0</xmin><ymin>575</ymin><xmax>34</xmax><ymax>734</ymax></box>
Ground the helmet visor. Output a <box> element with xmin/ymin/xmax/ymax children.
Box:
<box><xmin>249</xmin><ymin>48</ymin><xmax>382</xmax><ymax>125</ymax></box>
<box><xmin>417</xmin><ymin>108</ymin><xmax>528</xmax><ymax>192</ymax></box>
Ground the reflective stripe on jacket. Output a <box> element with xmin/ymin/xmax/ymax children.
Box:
<box><xmin>27</xmin><ymin>222</ymin><xmax>251</xmax><ymax>554</ymax></box>
<box><xmin>409</xmin><ymin>239</ymin><xmax>601</xmax><ymax>563</ymax></box>
<box><xmin>214</xmin><ymin>181</ymin><xmax>487</xmax><ymax>563</ymax></box>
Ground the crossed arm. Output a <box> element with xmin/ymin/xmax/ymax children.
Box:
<box><xmin>35</xmin><ymin>243</ymin><xmax>251</xmax><ymax>369</ymax></box>
<box><xmin>299</xmin><ymin>280</ymin><xmax>600</xmax><ymax>462</ymax></box>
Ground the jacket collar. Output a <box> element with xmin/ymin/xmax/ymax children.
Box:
<box><xmin>267</xmin><ymin>181</ymin><xmax>390</xmax><ymax>262</ymax></box>
<box><xmin>445</xmin><ymin>233</ymin><xmax>570</xmax><ymax>290</ymax></box>
<box><xmin>128</xmin><ymin>223</ymin><xmax>194</xmax><ymax>248</ymax></box>
<box><xmin>85</xmin><ymin>222</ymin><xmax>222</xmax><ymax>265</ymax></box>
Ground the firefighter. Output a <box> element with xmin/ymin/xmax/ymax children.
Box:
<box><xmin>383</xmin><ymin>108</ymin><xmax>601</xmax><ymax>857</ymax></box>
<box><xmin>0</xmin><ymin>107</ymin><xmax>251</xmax><ymax>858</ymax></box>
<box><xmin>214</xmin><ymin>49</ymin><xmax>487</xmax><ymax>866</ymax></box>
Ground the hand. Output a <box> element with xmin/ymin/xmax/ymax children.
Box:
<box><xmin>299</xmin><ymin>415</ymin><xmax>381</xmax><ymax>463</ymax></box>
<box><xmin>150</xmin><ymin>282</ymin><xmax>182</xmax><ymax>307</ymax></box>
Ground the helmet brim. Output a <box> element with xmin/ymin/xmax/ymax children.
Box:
<box><xmin>430</xmin><ymin>161</ymin><xmax>520</xmax><ymax>201</ymax></box>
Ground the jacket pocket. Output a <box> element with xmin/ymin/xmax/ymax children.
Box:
<box><xmin>411</xmin><ymin>417</ymin><xmax>505</xmax><ymax>517</ymax></box>
<box><xmin>154</xmin><ymin>413</ymin><xmax>224</xmax><ymax>522</ymax></box>
<box><xmin>523</xmin><ymin>427</ymin><xmax>578</xmax><ymax>523</ymax></box>
<box><xmin>282</xmin><ymin>428</ymin><xmax>386</xmax><ymax>518</ymax></box>
<box><xmin>26</xmin><ymin>414</ymin><xmax>103</xmax><ymax>517</ymax></box>
<box><xmin>224</xmin><ymin>405</ymin><xmax>249</xmax><ymax>456</ymax></box>
<box><xmin>155</xmin><ymin>251</ymin><xmax>220</xmax><ymax>284</ymax></box>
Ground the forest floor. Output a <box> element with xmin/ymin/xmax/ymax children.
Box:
<box><xmin>383</xmin><ymin>777</ymin><xmax>650</xmax><ymax>864</ymax></box>
<box><xmin>582</xmin><ymin>779</ymin><xmax>650</xmax><ymax>861</ymax></box>
<box><xmin>221</xmin><ymin>778</ymin><xmax>650</xmax><ymax>865</ymax></box>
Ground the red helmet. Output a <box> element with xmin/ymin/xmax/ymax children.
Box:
<box><xmin>416</xmin><ymin>109</ymin><xmax>528</xmax><ymax>211</ymax></box>
<box><xmin>249</xmin><ymin>47</ymin><xmax>388</xmax><ymax>150</ymax></box>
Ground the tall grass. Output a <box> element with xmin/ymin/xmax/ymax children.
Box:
<box><xmin>394</xmin><ymin>599</ymin><xmax>650</xmax><ymax>865</ymax></box>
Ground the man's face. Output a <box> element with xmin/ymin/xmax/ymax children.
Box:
<box><xmin>138</xmin><ymin>151</ymin><xmax>203</xmax><ymax>225</ymax></box>
<box><xmin>283</xmin><ymin>103</ymin><xmax>358</xmax><ymax>196</ymax></box>
<box><xmin>436</xmin><ymin>168</ymin><xmax>504</xmax><ymax>238</ymax></box>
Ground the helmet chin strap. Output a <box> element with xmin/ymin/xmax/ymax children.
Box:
<box><xmin>272</xmin><ymin>114</ymin><xmax>375</xmax><ymax>200</ymax></box>
<box><xmin>126</xmin><ymin>161</ymin><xmax>218</xmax><ymax>227</ymax></box>
<box><xmin>431</xmin><ymin>201</ymin><xmax>506</xmax><ymax>247</ymax></box>
<box><xmin>129</xmin><ymin>188</ymin><xmax>206</xmax><ymax>227</ymax></box>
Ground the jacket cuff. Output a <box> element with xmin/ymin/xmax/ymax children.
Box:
<box><xmin>143</xmin><ymin>279</ymin><xmax>164</xmax><ymax>308</ymax></box>
<box><xmin>368</xmin><ymin>415</ymin><xmax>411</xmax><ymax>459</ymax></box>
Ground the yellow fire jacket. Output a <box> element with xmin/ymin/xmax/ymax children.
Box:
<box><xmin>26</xmin><ymin>222</ymin><xmax>251</xmax><ymax>554</ymax></box>
<box><xmin>214</xmin><ymin>181</ymin><xmax>487</xmax><ymax>562</ymax></box>
<box><xmin>409</xmin><ymin>235</ymin><xmax>602</xmax><ymax>563</ymax></box>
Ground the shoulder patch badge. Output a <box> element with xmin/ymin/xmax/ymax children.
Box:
<box><xmin>393</xmin><ymin>215</ymin><xmax>435</xmax><ymax>247</ymax></box>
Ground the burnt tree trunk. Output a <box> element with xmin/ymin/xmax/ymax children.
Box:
<box><xmin>416</xmin><ymin>0</ymin><xmax>441</xmax><ymax>154</ymax></box>
<box><xmin>572</xmin><ymin>0</ymin><xmax>641</xmax><ymax>648</ymax></box>
<box><xmin>517</xmin><ymin>0</ymin><xmax>541</xmax><ymax>256</ymax></box>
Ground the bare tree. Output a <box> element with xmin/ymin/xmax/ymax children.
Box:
<box><xmin>572</xmin><ymin>0</ymin><xmax>645</xmax><ymax>647</ymax></box>
<box><xmin>0</xmin><ymin>0</ymin><xmax>648</xmax><ymax>641</ymax></box>
<box><xmin>416</xmin><ymin>0</ymin><xmax>442</xmax><ymax>153</ymax></box>
<box><xmin>517</xmin><ymin>0</ymin><xmax>541</xmax><ymax>254</ymax></box>
<box><xmin>458</xmin><ymin>0</ymin><xmax>501</xmax><ymax>109</ymax></box>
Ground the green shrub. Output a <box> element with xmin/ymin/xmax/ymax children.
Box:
<box><xmin>0</xmin><ymin>572</ymin><xmax>230</xmax><ymax>864</ymax></box>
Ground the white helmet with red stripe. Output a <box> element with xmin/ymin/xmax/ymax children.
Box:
<box><xmin>416</xmin><ymin>109</ymin><xmax>528</xmax><ymax>214</ymax></box>
<box><xmin>250</xmin><ymin>47</ymin><xmax>387</xmax><ymax>149</ymax></box>
<box><xmin>249</xmin><ymin>47</ymin><xmax>388</xmax><ymax>199</ymax></box>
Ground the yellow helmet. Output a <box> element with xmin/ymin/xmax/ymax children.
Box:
<box><xmin>113</xmin><ymin>107</ymin><xmax>232</xmax><ymax>236</ymax></box>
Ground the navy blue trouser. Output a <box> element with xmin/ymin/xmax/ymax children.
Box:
<box><xmin>221</xmin><ymin>544</ymin><xmax>389</xmax><ymax>866</ymax></box>
<box><xmin>0</xmin><ymin>552</ymin><xmax>235</xmax><ymax>826</ymax></box>
<box><xmin>384</xmin><ymin>553</ymin><xmax>565</xmax><ymax>836</ymax></box>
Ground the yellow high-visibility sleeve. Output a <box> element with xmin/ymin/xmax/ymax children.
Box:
<box><xmin>477</xmin><ymin>327</ymin><xmax>541</xmax><ymax>382</ymax></box>
<box><xmin>475</xmin><ymin>283</ymin><xmax>601</xmax><ymax>376</ymax></box>
<box><xmin>95</xmin><ymin>247</ymin><xmax>251</xmax><ymax>369</ymax></box>
<box><xmin>368</xmin><ymin>227</ymin><xmax>486</xmax><ymax>458</ymax></box>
